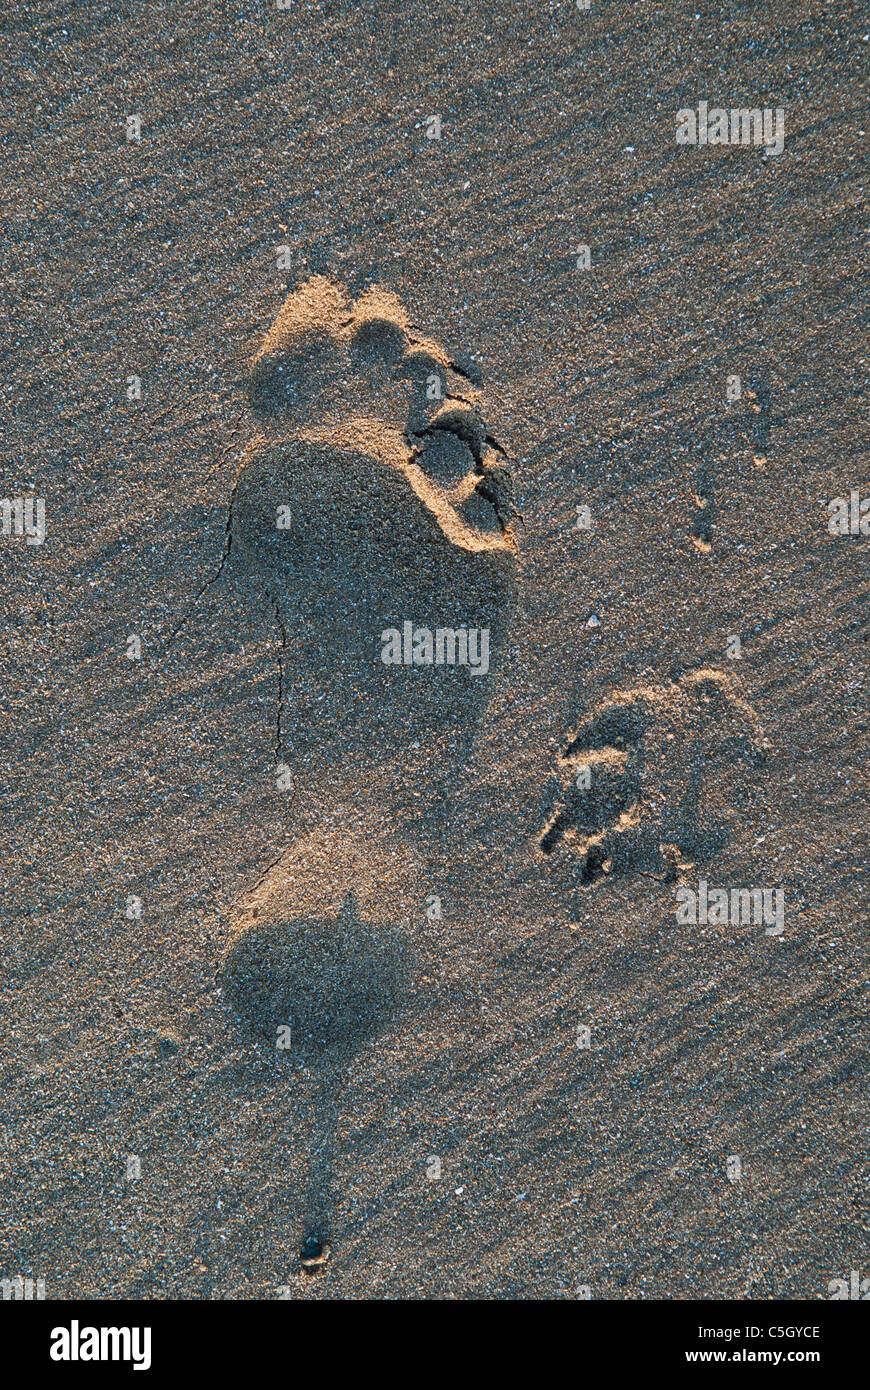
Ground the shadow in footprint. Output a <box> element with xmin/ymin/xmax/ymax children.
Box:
<box><xmin>223</xmin><ymin>893</ymin><xmax>410</xmax><ymax>1050</ymax></box>
<box><xmin>223</xmin><ymin>894</ymin><xmax>412</xmax><ymax>1269</ymax></box>
<box><xmin>564</xmin><ymin>697</ymin><xmax>649</xmax><ymax>754</ymax></box>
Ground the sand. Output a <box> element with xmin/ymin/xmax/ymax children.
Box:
<box><xmin>0</xmin><ymin>1</ymin><xmax>866</xmax><ymax>1300</ymax></box>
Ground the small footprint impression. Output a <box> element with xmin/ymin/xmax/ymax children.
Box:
<box><xmin>540</xmin><ymin>669</ymin><xmax>769</xmax><ymax>886</ymax></box>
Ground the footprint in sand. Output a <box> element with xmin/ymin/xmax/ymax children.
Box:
<box><xmin>220</xmin><ymin>277</ymin><xmax>518</xmax><ymax>1269</ymax></box>
<box><xmin>233</xmin><ymin>274</ymin><xmax>517</xmax><ymax>757</ymax></box>
<box><xmin>539</xmin><ymin>669</ymin><xmax>769</xmax><ymax>888</ymax></box>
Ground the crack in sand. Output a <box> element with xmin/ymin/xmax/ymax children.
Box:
<box><xmin>162</xmin><ymin>502</ymin><xmax>234</xmax><ymax>651</ymax></box>
<box><xmin>161</xmin><ymin>466</ymin><xmax>290</xmax><ymax>768</ymax></box>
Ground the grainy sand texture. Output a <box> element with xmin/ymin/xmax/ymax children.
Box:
<box><xmin>0</xmin><ymin>1</ymin><xmax>867</xmax><ymax>1300</ymax></box>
